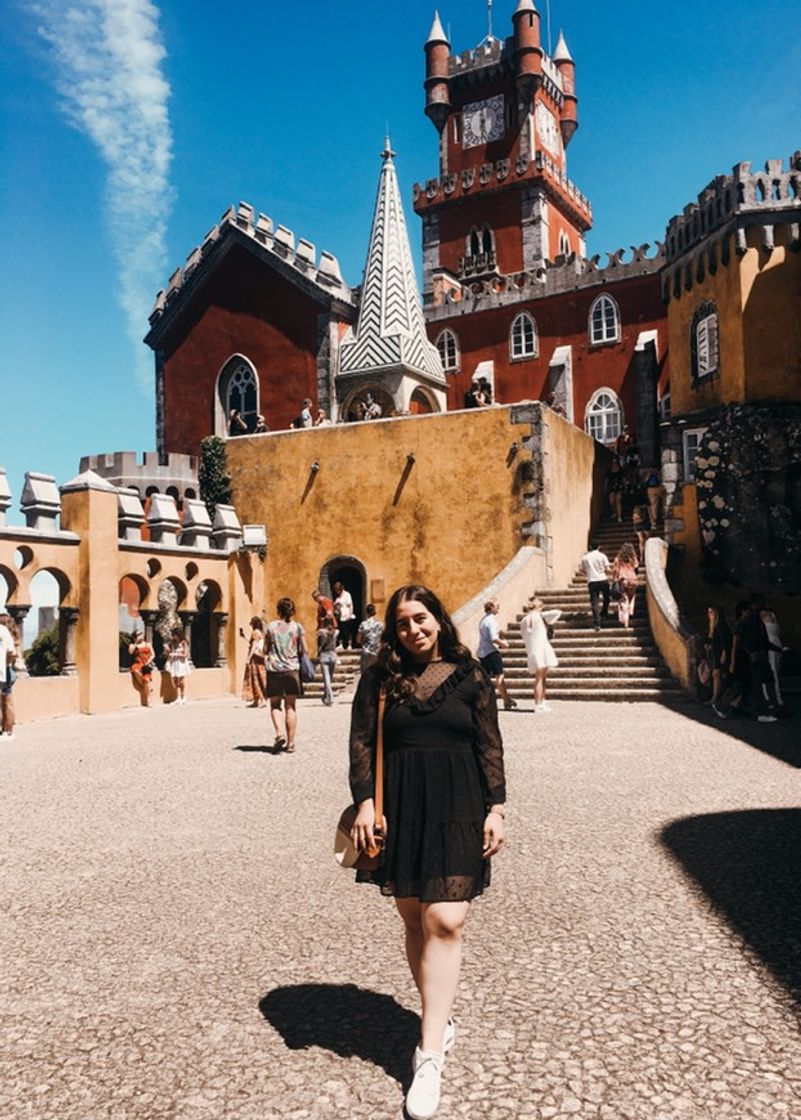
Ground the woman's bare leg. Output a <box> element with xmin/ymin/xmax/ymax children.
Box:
<box><xmin>269</xmin><ymin>698</ymin><xmax>284</xmax><ymax>738</ymax></box>
<box><xmin>534</xmin><ymin>670</ymin><xmax>546</xmax><ymax>706</ymax></box>
<box><xmin>284</xmin><ymin>696</ymin><xmax>297</xmax><ymax>746</ymax></box>
<box><xmin>395</xmin><ymin>897</ymin><xmax>424</xmax><ymax>993</ymax></box>
<box><xmin>418</xmin><ymin>901</ymin><xmax>469</xmax><ymax>1053</ymax></box>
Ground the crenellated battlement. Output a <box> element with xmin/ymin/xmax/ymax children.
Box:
<box><xmin>425</xmin><ymin>241</ymin><xmax>665</xmax><ymax>321</ymax></box>
<box><xmin>148</xmin><ymin>202</ymin><xmax>355</xmax><ymax>328</ymax></box>
<box><xmin>413</xmin><ymin>148</ymin><xmax>591</xmax><ymax>226</ymax></box>
<box><xmin>665</xmin><ymin>153</ymin><xmax>801</xmax><ymax>265</ymax></box>
<box><xmin>79</xmin><ymin>451</ymin><xmax>199</xmax><ymax>499</ymax></box>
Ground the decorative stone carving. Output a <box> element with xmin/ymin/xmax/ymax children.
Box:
<box><xmin>20</xmin><ymin>472</ymin><xmax>60</xmax><ymax>532</ymax></box>
<box><xmin>146</xmin><ymin>494</ymin><xmax>180</xmax><ymax>546</ymax></box>
<box><xmin>179</xmin><ymin>499</ymin><xmax>212</xmax><ymax>549</ymax></box>
<box><xmin>118</xmin><ymin>488</ymin><xmax>145</xmax><ymax>541</ymax></box>
<box><xmin>211</xmin><ymin>504</ymin><xmax>243</xmax><ymax>552</ymax></box>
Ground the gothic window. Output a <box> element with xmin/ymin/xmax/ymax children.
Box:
<box><xmin>469</xmin><ymin>229</ymin><xmax>481</xmax><ymax>258</ymax></box>
<box><xmin>558</xmin><ymin>230</ymin><xmax>571</xmax><ymax>257</ymax></box>
<box><xmin>588</xmin><ymin>294</ymin><xmax>621</xmax><ymax>345</ymax></box>
<box><xmin>219</xmin><ymin>357</ymin><xmax>258</xmax><ymax>433</ymax></box>
<box><xmin>436</xmin><ymin>328</ymin><xmax>460</xmax><ymax>373</ymax></box>
<box><xmin>510</xmin><ymin>312</ymin><xmax>538</xmax><ymax>360</ymax></box>
<box><xmin>482</xmin><ymin>226</ymin><xmax>493</xmax><ymax>256</ymax></box>
<box><xmin>690</xmin><ymin>301</ymin><xmax>720</xmax><ymax>385</ymax></box>
<box><xmin>584</xmin><ymin>388</ymin><xmax>623</xmax><ymax>445</ymax></box>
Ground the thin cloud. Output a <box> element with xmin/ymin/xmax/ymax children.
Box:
<box><xmin>34</xmin><ymin>0</ymin><xmax>173</xmax><ymax>392</ymax></box>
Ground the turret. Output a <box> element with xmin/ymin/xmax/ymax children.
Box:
<box><xmin>424</xmin><ymin>11</ymin><xmax>451</xmax><ymax>133</ymax></box>
<box><xmin>513</xmin><ymin>0</ymin><xmax>542</xmax><ymax>99</ymax></box>
<box><xmin>553</xmin><ymin>30</ymin><xmax>578</xmax><ymax>146</ymax></box>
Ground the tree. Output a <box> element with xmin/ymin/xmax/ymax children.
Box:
<box><xmin>25</xmin><ymin>625</ymin><xmax>61</xmax><ymax>677</ymax></box>
<box><xmin>199</xmin><ymin>435</ymin><xmax>231</xmax><ymax>520</ymax></box>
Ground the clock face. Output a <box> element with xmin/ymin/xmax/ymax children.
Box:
<box><xmin>462</xmin><ymin>95</ymin><xmax>505</xmax><ymax>148</ymax></box>
<box><xmin>535</xmin><ymin>101</ymin><xmax>561</xmax><ymax>157</ymax></box>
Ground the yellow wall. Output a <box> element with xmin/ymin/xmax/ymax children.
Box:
<box><xmin>741</xmin><ymin>225</ymin><xmax>801</xmax><ymax>402</ymax></box>
<box><xmin>668</xmin><ymin>234</ymin><xmax>746</xmax><ymax>417</ymax></box>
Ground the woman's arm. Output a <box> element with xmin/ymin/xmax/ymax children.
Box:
<box><xmin>471</xmin><ymin>664</ymin><xmax>506</xmax><ymax>811</ymax></box>
<box><xmin>348</xmin><ymin>667</ymin><xmax>381</xmax><ymax>805</ymax></box>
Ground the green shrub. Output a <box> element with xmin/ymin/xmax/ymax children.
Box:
<box><xmin>25</xmin><ymin>624</ymin><xmax>61</xmax><ymax>677</ymax></box>
<box><xmin>199</xmin><ymin>435</ymin><xmax>231</xmax><ymax>520</ymax></box>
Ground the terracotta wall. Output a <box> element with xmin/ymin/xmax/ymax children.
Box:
<box><xmin>437</xmin><ymin>189</ymin><xmax>524</xmax><ymax>276</ymax></box>
<box><xmin>741</xmin><ymin>225</ymin><xmax>801</xmax><ymax>402</ymax></box>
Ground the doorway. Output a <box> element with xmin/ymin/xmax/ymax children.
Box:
<box><xmin>320</xmin><ymin>556</ymin><xmax>367</xmax><ymax>626</ymax></box>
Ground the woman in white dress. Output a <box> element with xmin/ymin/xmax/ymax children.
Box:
<box><xmin>166</xmin><ymin>627</ymin><xmax>190</xmax><ymax>705</ymax></box>
<box><xmin>521</xmin><ymin>596</ymin><xmax>561</xmax><ymax>713</ymax></box>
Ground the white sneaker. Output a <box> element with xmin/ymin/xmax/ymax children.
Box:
<box><xmin>757</xmin><ymin>714</ymin><xmax>777</xmax><ymax>723</ymax></box>
<box><xmin>413</xmin><ymin>1020</ymin><xmax>455</xmax><ymax>1072</ymax></box>
<box><xmin>406</xmin><ymin>1050</ymin><xmax>443</xmax><ymax>1120</ymax></box>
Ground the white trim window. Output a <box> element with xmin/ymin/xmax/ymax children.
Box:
<box><xmin>588</xmin><ymin>294</ymin><xmax>621</xmax><ymax>345</ymax></box>
<box><xmin>435</xmin><ymin>328</ymin><xmax>460</xmax><ymax>373</ymax></box>
<box><xmin>683</xmin><ymin>427</ymin><xmax>708</xmax><ymax>481</ymax></box>
<box><xmin>584</xmin><ymin>388</ymin><xmax>623</xmax><ymax>444</ymax></box>
<box><xmin>558</xmin><ymin>230</ymin><xmax>571</xmax><ymax>257</ymax></box>
<box><xmin>696</xmin><ymin>313</ymin><xmax>719</xmax><ymax>378</ymax></box>
<box><xmin>510</xmin><ymin>311</ymin><xmax>538</xmax><ymax>360</ymax></box>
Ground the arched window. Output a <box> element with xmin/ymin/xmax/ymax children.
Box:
<box><xmin>690</xmin><ymin>301</ymin><xmax>720</xmax><ymax>385</ymax></box>
<box><xmin>584</xmin><ymin>388</ymin><xmax>623</xmax><ymax>444</ymax></box>
<box><xmin>510</xmin><ymin>312</ymin><xmax>538</xmax><ymax>360</ymax></box>
<box><xmin>469</xmin><ymin>229</ymin><xmax>481</xmax><ymax>258</ymax></box>
<box><xmin>558</xmin><ymin>230</ymin><xmax>571</xmax><ymax>257</ymax></box>
<box><xmin>482</xmin><ymin>226</ymin><xmax>493</xmax><ymax>256</ymax></box>
<box><xmin>588</xmin><ymin>294</ymin><xmax>621</xmax><ymax>345</ymax></box>
<box><xmin>435</xmin><ymin>328</ymin><xmax>460</xmax><ymax>373</ymax></box>
<box><xmin>218</xmin><ymin>356</ymin><xmax>258</xmax><ymax>434</ymax></box>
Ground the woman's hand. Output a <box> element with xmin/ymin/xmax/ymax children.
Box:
<box><xmin>351</xmin><ymin>799</ymin><xmax>386</xmax><ymax>855</ymax></box>
<box><xmin>483</xmin><ymin>812</ymin><xmax>505</xmax><ymax>858</ymax></box>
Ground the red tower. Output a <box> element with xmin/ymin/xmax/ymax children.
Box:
<box><xmin>415</xmin><ymin>3</ymin><xmax>591</xmax><ymax>293</ymax></box>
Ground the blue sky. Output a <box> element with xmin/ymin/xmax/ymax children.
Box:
<box><xmin>1</xmin><ymin>0</ymin><xmax>799</xmax><ymax>522</ymax></box>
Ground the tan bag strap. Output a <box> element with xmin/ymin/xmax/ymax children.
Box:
<box><xmin>374</xmin><ymin>687</ymin><xmax>386</xmax><ymax>824</ymax></box>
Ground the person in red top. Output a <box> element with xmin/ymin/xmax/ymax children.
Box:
<box><xmin>311</xmin><ymin>588</ymin><xmax>334</xmax><ymax>627</ymax></box>
<box><xmin>128</xmin><ymin>632</ymin><xmax>154</xmax><ymax>706</ymax></box>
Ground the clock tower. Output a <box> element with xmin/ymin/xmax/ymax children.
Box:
<box><xmin>414</xmin><ymin>3</ymin><xmax>591</xmax><ymax>296</ymax></box>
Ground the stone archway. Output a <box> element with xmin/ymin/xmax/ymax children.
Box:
<box><xmin>319</xmin><ymin>555</ymin><xmax>367</xmax><ymax>628</ymax></box>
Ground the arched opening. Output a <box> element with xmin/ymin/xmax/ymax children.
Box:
<box><xmin>409</xmin><ymin>389</ymin><xmax>435</xmax><ymax>415</ymax></box>
<box><xmin>118</xmin><ymin>575</ymin><xmax>146</xmax><ymax>667</ymax></box>
<box><xmin>341</xmin><ymin>385</ymin><xmax>396</xmax><ymax>422</ymax></box>
<box><xmin>584</xmin><ymin>388</ymin><xmax>623</xmax><ymax>446</ymax></box>
<box><xmin>192</xmin><ymin>580</ymin><xmax>222</xmax><ymax>668</ymax></box>
<box><xmin>319</xmin><ymin>556</ymin><xmax>367</xmax><ymax>632</ymax></box>
<box><xmin>25</xmin><ymin>569</ymin><xmax>68</xmax><ymax>675</ymax></box>
<box><xmin>216</xmin><ymin>355</ymin><xmax>259</xmax><ymax>435</ymax></box>
<box><xmin>0</xmin><ymin>566</ymin><xmax>17</xmax><ymax>609</ymax></box>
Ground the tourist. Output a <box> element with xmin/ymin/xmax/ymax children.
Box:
<box><xmin>347</xmin><ymin>585</ymin><xmax>505</xmax><ymax>1120</ymax></box>
<box><xmin>761</xmin><ymin>604</ymin><xmax>787</xmax><ymax>707</ymax></box>
<box><xmin>166</xmin><ymin>626</ymin><xmax>190</xmax><ymax>705</ymax></box>
<box><xmin>316</xmin><ymin>613</ymin><xmax>339</xmax><ymax>706</ymax></box>
<box><xmin>356</xmin><ymin>603</ymin><xmax>383</xmax><ymax>674</ymax></box>
<box><xmin>314</xmin><ymin>408</ymin><xmax>331</xmax><ymax>427</ymax></box>
<box><xmin>544</xmin><ymin>392</ymin><xmax>566</xmax><ymax>418</ymax></box>
<box><xmin>254</xmin><ymin>414</ymin><xmax>269</xmax><ymax>433</ymax></box>
<box><xmin>241</xmin><ymin>616</ymin><xmax>266</xmax><ymax>707</ymax></box>
<box><xmin>265</xmin><ymin>597</ymin><xmax>306</xmax><ymax>751</ymax></box>
<box><xmin>293</xmin><ymin>398</ymin><xmax>314</xmax><ymax>429</ymax></box>
<box><xmin>615</xmin><ymin>425</ymin><xmax>633</xmax><ymax>461</ymax></box>
<box><xmin>645</xmin><ymin>469</ymin><xmax>663</xmax><ymax>529</ymax></box>
<box><xmin>128</xmin><ymin>631</ymin><xmax>155</xmax><ymax>707</ymax></box>
<box><xmin>333</xmin><ymin>580</ymin><xmax>356</xmax><ymax>649</ymax></box>
<box><xmin>605</xmin><ymin>458</ymin><xmax>625</xmax><ymax>522</ymax></box>
<box><xmin>705</xmin><ymin>606</ymin><xmax>731</xmax><ymax>707</ymax></box>
<box><xmin>713</xmin><ymin>601</ymin><xmax>750</xmax><ymax>719</ymax></box>
<box><xmin>580</xmin><ymin>542</ymin><xmax>611</xmax><ymax>631</ymax></box>
<box><xmin>228</xmin><ymin>408</ymin><xmax>248</xmax><ymax>436</ymax></box>
<box><xmin>0</xmin><ymin>612</ymin><xmax>18</xmax><ymax>741</ymax></box>
<box><xmin>729</xmin><ymin>596</ymin><xmax>778</xmax><ymax>722</ymax></box>
<box><xmin>363</xmin><ymin>392</ymin><xmax>382</xmax><ymax>420</ymax></box>
<box><xmin>611</xmin><ymin>543</ymin><xmax>639</xmax><ymax>628</ymax></box>
<box><xmin>464</xmin><ymin>381</ymin><xmax>479</xmax><ymax>409</ymax></box>
<box><xmin>632</xmin><ymin>499</ymin><xmax>650</xmax><ymax>562</ymax></box>
<box><xmin>472</xmin><ymin>381</ymin><xmax>488</xmax><ymax>407</ymax></box>
<box><xmin>311</xmin><ymin>588</ymin><xmax>334</xmax><ymax>628</ymax></box>
<box><xmin>521</xmin><ymin>595</ymin><xmax>560</xmax><ymax>713</ymax></box>
<box><xmin>477</xmin><ymin>598</ymin><xmax>517</xmax><ymax>710</ymax></box>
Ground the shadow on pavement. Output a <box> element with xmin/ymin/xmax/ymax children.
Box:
<box><xmin>661</xmin><ymin>809</ymin><xmax>801</xmax><ymax>1006</ymax></box>
<box><xmin>658</xmin><ymin>696</ymin><xmax>801</xmax><ymax>769</ymax></box>
<box><xmin>234</xmin><ymin>744</ymin><xmax>287</xmax><ymax>755</ymax></box>
<box><xmin>259</xmin><ymin>983</ymin><xmax>418</xmax><ymax>1086</ymax></box>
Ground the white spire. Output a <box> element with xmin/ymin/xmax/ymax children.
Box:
<box><xmin>553</xmin><ymin>29</ymin><xmax>573</xmax><ymax>62</ymax></box>
<box><xmin>425</xmin><ymin>10</ymin><xmax>449</xmax><ymax>46</ymax></box>
<box><xmin>338</xmin><ymin>145</ymin><xmax>444</xmax><ymax>387</ymax></box>
<box><xmin>514</xmin><ymin>0</ymin><xmax>538</xmax><ymax>15</ymax></box>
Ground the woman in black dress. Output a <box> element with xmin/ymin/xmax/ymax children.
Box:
<box><xmin>349</xmin><ymin>585</ymin><xmax>506</xmax><ymax>1120</ymax></box>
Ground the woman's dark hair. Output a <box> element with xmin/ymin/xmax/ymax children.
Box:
<box><xmin>377</xmin><ymin>585</ymin><xmax>471</xmax><ymax>700</ymax></box>
<box><xmin>707</xmin><ymin>605</ymin><xmax>731</xmax><ymax>641</ymax></box>
<box><xmin>276</xmin><ymin>597</ymin><xmax>295</xmax><ymax>621</ymax></box>
<box><xmin>171</xmin><ymin>627</ymin><xmax>183</xmax><ymax>640</ymax></box>
<box><xmin>365</xmin><ymin>603</ymin><xmax>376</xmax><ymax>617</ymax></box>
<box><xmin>249</xmin><ymin>615</ymin><xmax>264</xmax><ymax>631</ymax></box>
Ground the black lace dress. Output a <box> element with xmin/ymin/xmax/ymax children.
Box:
<box><xmin>348</xmin><ymin>659</ymin><xmax>506</xmax><ymax>903</ymax></box>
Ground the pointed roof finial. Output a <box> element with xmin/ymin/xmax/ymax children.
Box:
<box><xmin>425</xmin><ymin>10</ymin><xmax>449</xmax><ymax>46</ymax></box>
<box><xmin>381</xmin><ymin>136</ymin><xmax>396</xmax><ymax>162</ymax></box>
<box><xmin>514</xmin><ymin>0</ymin><xmax>537</xmax><ymax>15</ymax></box>
<box><xmin>553</xmin><ymin>29</ymin><xmax>573</xmax><ymax>62</ymax></box>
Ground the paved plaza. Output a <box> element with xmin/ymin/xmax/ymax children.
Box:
<box><xmin>2</xmin><ymin>695</ymin><xmax>800</xmax><ymax>1120</ymax></box>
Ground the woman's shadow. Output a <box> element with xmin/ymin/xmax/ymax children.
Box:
<box><xmin>259</xmin><ymin>983</ymin><xmax>419</xmax><ymax>1087</ymax></box>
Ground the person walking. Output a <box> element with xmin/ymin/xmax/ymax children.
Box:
<box><xmin>0</xmin><ymin>612</ymin><xmax>19</xmax><ymax>740</ymax></box>
<box><xmin>705</xmin><ymin>606</ymin><xmax>731</xmax><ymax>708</ymax></box>
<box><xmin>645</xmin><ymin>469</ymin><xmax>663</xmax><ymax>530</ymax></box>
<box><xmin>265</xmin><ymin>598</ymin><xmax>306</xmax><ymax>751</ymax></box>
<box><xmin>611</xmin><ymin>543</ymin><xmax>639</xmax><ymax>628</ymax></box>
<box><xmin>728</xmin><ymin>596</ymin><xmax>778</xmax><ymax>722</ymax></box>
<box><xmin>521</xmin><ymin>595</ymin><xmax>560</xmax><ymax>713</ymax></box>
<box><xmin>241</xmin><ymin>616</ymin><xmax>267</xmax><ymax>707</ymax></box>
<box><xmin>477</xmin><ymin>598</ymin><xmax>517</xmax><ymax>710</ymax></box>
<box><xmin>316</xmin><ymin>614</ymin><xmax>339</xmax><ymax>705</ymax></box>
<box><xmin>166</xmin><ymin>627</ymin><xmax>191</xmax><ymax>705</ymax></box>
<box><xmin>332</xmin><ymin>580</ymin><xmax>356</xmax><ymax>649</ymax></box>
<box><xmin>605</xmin><ymin>458</ymin><xmax>625</xmax><ymax>522</ymax></box>
<box><xmin>312</xmin><ymin>588</ymin><xmax>334</xmax><ymax>628</ymax></box>
<box><xmin>580</xmin><ymin>542</ymin><xmax>611</xmax><ymax>630</ymax></box>
<box><xmin>356</xmin><ymin>604</ymin><xmax>383</xmax><ymax>674</ymax></box>
<box><xmin>760</xmin><ymin>605</ymin><xmax>787</xmax><ymax>706</ymax></box>
<box><xmin>348</xmin><ymin>585</ymin><xmax>505</xmax><ymax>1120</ymax></box>
<box><xmin>128</xmin><ymin>631</ymin><xmax>155</xmax><ymax>707</ymax></box>
<box><xmin>632</xmin><ymin>499</ymin><xmax>650</xmax><ymax>562</ymax></box>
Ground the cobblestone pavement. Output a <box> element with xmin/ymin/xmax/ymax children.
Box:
<box><xmin>2</xmin><ymin>696</ymin><xmax>800</xmax><ymax>1120</ymax></box>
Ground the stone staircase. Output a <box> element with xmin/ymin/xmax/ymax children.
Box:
<box><xmin>502</xmin><ymin>519</ymin><xmax>684</xmax><ymax>702</ymax></box>
<box><xmin>301</xmin><ymin>648</ymin><xmax>361</xmax><ymax>701</ymax></box>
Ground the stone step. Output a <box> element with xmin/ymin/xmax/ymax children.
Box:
<box><xmin>519</xmin><ymin>687</ymin><xmax>683</xmax><ymax>702</ymax></box>
<box><xmin>506</xmin><ymin>679</ymin><xmax>681</xmax><ymax>695</ymax></box>
<box><xmin>504</xmin><ymin>664</ymin><xmax>671</xmax><ymax>679</ymax></box>
<box><xmin>501</xmin><ymin>653</ymin><xmax>664</xmax><ymax>666</ymax></box>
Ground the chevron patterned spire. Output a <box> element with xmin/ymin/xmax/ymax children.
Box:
<box><xmin>338</xmin><ymin>141</ymin><xmax>444</xmax><ymax>385</ymax></box>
